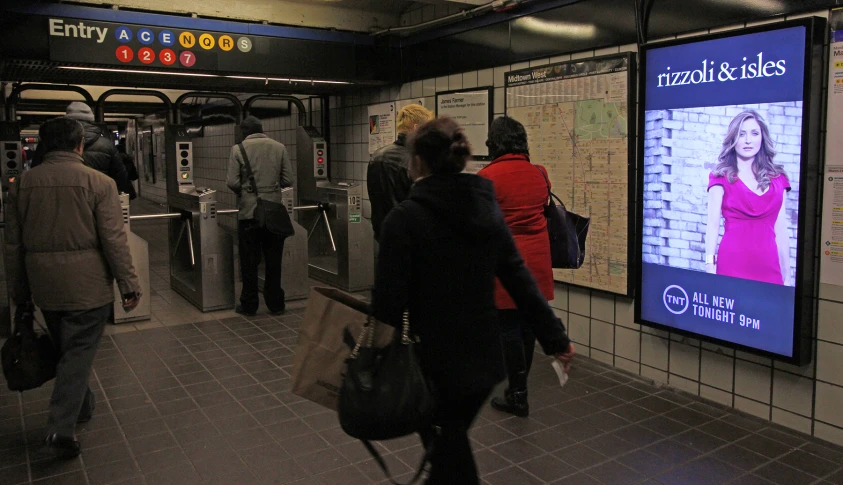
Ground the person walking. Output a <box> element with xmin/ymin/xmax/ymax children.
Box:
<box><xmin>372</xmin><ymin>117</ymin><xmax>574</xmax><ymax>484</ymax></box>
<box><xmin>366</xmin><ymin>103</ymin><xmax>434</xmax><ymax>242</ymax></box>
<box><xmin>478</xmin><ymin>116</ymin><xmax>555</xmax><ymax>417</ymax></box>
<box><xmin>32</xmin><ymin>103</ymin><xmax>136</xmax><ymax>199</ymax></box>
<box><xmin>226</xmin><ymin>116</ymin><xmax>293</xmax><ymax>316</ymax></box>
<box><xmin>6</xmin><ymin>117</ymin><xmax>141</xmax><ymax>459</ymax></box>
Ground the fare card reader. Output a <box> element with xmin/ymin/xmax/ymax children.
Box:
<box><xmin>296</xmin><ymin>126</ymin><xmax>329</xmax><ymax>202</ymax></box>
<box><xmin>166</xmin><ymin>125</ymin><xmax>235</xmax><ymax>312</ymax></box>
<box><xmin>113</xmin><ymin>193</ymin><xmax>151</xmax><ymax>324</ymax></box>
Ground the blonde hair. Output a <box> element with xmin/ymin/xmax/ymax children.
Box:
<box><xmin>397</xmin><ymin>104</ymin><xmax>434</xmax><ymax>135</ymax></box>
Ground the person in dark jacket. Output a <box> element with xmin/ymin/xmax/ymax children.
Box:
<box><xmin>372</xmin><ymin>117</ymin><xmax>575</xmax><ymax>484</ymax></box>
<box><xmin>33</xmin><ymin>103</ymin><xmax>136</xmax><ymax>199</ymax></box>
<box><xmin>366</xmin><ymin>103</ymin><xmax>433</xmax><ymax>241</ymax></box>
<box><xmin>479</xmin><ymin>117</ymin><xmax>556</xmax><ymax>418</ymax></box>
<box><xmin>117</xmin><ymin>140</ymin><xmax>139</xmax><ymax>182</ymax></box>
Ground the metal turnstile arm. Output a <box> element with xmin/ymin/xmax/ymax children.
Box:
<box><xmin>321</xmin><ymin>209</ymin><xmax>337</xmax><ymax>252</ymax></box>
<box><xmin>185</xmin><ymin>220</ymin><xmax>196</xmax><ymax>267</ymax></box>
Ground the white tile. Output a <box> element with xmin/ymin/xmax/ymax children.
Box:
<box><xmin>814</xmin><ymin>421</ymin><xmax>843</xmax><ymax>448</ymax></box>
<box><xmin>493</xmin><ymin>65</ymin><xmax>509</xmax><ymax>87</ymax></box>
<box><xmin>568</xmin><ymin>313</ymin><xmax>590</xmax><ymax>346</ymax></box>
<box><xmin>529</xmin><ymin>58</ymin><xmax>549</xmax><ymax>67</ymax></box>
<box><xmin>448</xmin><ymin>74</ymin><xmax>462</xmax><ymax>90</ymax></box>
<box><xmin>591</xmin><ymin>293</ymin><xmax>615</xmax><ymax>323</ymax></box>
<box><xmin>616</xmin><ymin>326</ymin><xmax>640</xmax><ymax>362</ymax></box>
<box><xmin>669</xmin><ymin>374</ymin><xmax>699</xmax><ymax>395</ymax></box>
<box><xmin>411</xmin><ymin>80</ymin><xmax>423</xmax><ymax>98</ymax></box>
<box><xmin>746</xmin><ymin>16</ymin><xmax>785</xmax><ymax>27</ymax></box>
<box><xmin>772</xmin><ymin>408</ymin><xmax>812</xmax><ymax>435</ymax></box>
<box><xmin>423</xmin><ymin>78</ymin><xmax>436</xmax><ymax>96</ymax></box>
<box><xmin>494</xmin><ymin>88</ymin><xmax>505</xmax><ymax>115</ymax></box>
<box><xmin>510</xmin><ymin>61</ymin><xmax>529</xmax><ymax>71</ymax></box>
<box><xmin>551</xmin><ymin>285</ymin><xmax>568</xmax><ymax>310</ymax></box>
<box><xmin>571</xmin><ymin>50</ymin><xmax>594</xmax><ymax>60</ymax></box>
<box><xmin>619</xmin><ymin>44</ymin><xmax>638</xmax><ymax>53</ymax></box>
<box><xmin>615</xmin><ymin>357</ymin><xmax>639</xmax><ymax>375</ymax></box>
<box><xmin>818</xmin><ymin>300</ymin><xmax>843</xmax><ymax>345</ymax></box>
<box><xmin>549</xmin><ymin>54</ymin><xmax>571</xmax><ymax>64</ymax></box>
<box><xmin>736</xmin><ymin>351</ymin><xmax>772</xmax><ymax>367</ymax></box>
<box><xmin>435</xmin><ymin>76</ymin><xmax>448</xmax><ymax>93</ymax></box>
<box><xmin>591</xmin><ymin>349</ymin><xmax>613</xmax><ymax>366</ymax></box>
<box><xmin>700</xmin><ymin>384</ymin><xmax>733</xmax><ymax>407</ymax></box>
<box><xmin>734</xmin><ymin>396</ymin><xmax>770</xmax><ymax>420</ymax></box>
<box><xmin>641</xmin><ymin>333</ymin><xmax>669</xmax><ymax>370</ymax></box>
<box><xmin>817</xmin><ymin>341</ymin><xmax>843</xmax><ymax>387</ymax></box>
<box><xmin>815</xmin><ymin>382</ymin><xmax>843</xmax><ymax>428</ymax></box>
<box><xmin>819</xmin><ymin>283</ymin><xmax>843</xmax><ymax>302</ymax></box>
<box><xmin>615</xmin><ymin>297</ymin><xmax>638</xmax><ymax>329</ymax></box>
<box><xmin>701</xmin><ymin>341</ymin><xmax>735</xmax><ymax>356</ymax></box>
<box><xmin>701</xmin><ymin>350</ymin><xmax>734</xmax><ymax>391</ymax></box>
<box><xmin>399</xmin><ymin>83</ymin><xmax>411</xmax><ymax>100</ymax></box>
<box><xmin>735</xmin><ymin>360</ymin><xmax>772</xmax><ymax>404</ymax></box>
<box><xmin>568</xmin><ymin>287</ymin><xmax>590</xmax><ymax>316</ymax></box>
<box><xmin>641</xmin><ymin>365</ymin><xmax>668</xmax><ymax>385</ymax></box>
<box><xmin>462</xmin><ymin>71</ymin><xmax>478</xmax><ymax>89</ymax></box>
<box><xmin>669</xmin><ymin>341</ymin><xmax>700</xmax><ymax>380</ymax></box>
<box><xmin>772</xmin><ymin>370</ymin><xmax>813</xmax><ymax>416</ymax></box>
<box><xmin>591</xmin><ymin>319</ymin><xmax>613</xmax><ymax>354</ymax></box>
<box><xmin>595</xmin><ymin>46</ymin><xmax>620</xmax><ymax>56</ymax></box>
<box><xmin>478</xmin><ymin>68</ymin><xmax>493</xmax><ymax>87</ymax></box>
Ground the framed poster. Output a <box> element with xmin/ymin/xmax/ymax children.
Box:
<box><xmin>636</xmin><ymin>19</ymin><xmax>825</xmax><ymax>364</ymax></box>
<box><xmin>368</xmin><ymin>102</ymin><xmax>395</xmax><ymax>155</ymax></box>
<box><xmin>506</xmin><ymin>54</ymin><xmax>636</xmax><ymax>296</ymax></box>
<box><xmin>436</xmin><ymin>87</ymin><xmax>493</xmax><ymax>160</ymax></box>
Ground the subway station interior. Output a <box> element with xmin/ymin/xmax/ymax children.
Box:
<box><xmin>2</xmin><ymin>0</ymin><xmax>843</xmax><ymax>484</ymax></box>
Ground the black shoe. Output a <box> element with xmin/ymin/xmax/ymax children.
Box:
<box><xmin>269</xmin><ymin>308</ymin><xmax>286</xmax><ymax>316</ymax></box>
<box><xmin>38</xmin><ymin>434</ymin><xmax>81</xmax><ymax>460</ymax></box>
<box><xmin>490</xmin><ymin>389</ymin><xmax>529</xmax><ymax>418</ymax></box>
<box><xmin>235</xmin><ymin>306</ymin><xmax>257</xmax><ymax>317</ymax></box>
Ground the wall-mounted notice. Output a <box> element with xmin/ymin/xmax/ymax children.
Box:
<box><xmin>506</xmin><ymin>54</ymin><xmax>635</xmax><ymax>296</ymax></box>
<box><xmin>368</xmin><ymin>102</ymin><xmax>395</xmax><ymax>155</ymax></box>
<box><xmin>637</xmin><ymin>20</ymin><xmax>823</xmax><ymax>364</ymax></box>
<box><xmin>436</xmin><ymin>88</ymin><xmax>493</xmax><ymax>159</ymax></box>
<box><xmin>822</xmin><ymin>29</ymin><xmax>843</xmax><ymax>287</ymax></box>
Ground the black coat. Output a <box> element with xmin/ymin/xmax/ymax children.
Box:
<box><xmin>366</xmin><ymin>133</ymin><xmax>413</xmax><ymax>242</ymax></box>
<box><xmin>32</xmin><ymin>122</ymin><xmax>136</xmax><ymax>199</ymax></box>
<box><xmin>372</xmin><ymin>173</ymin><xmax>570</xmax><ymax>397</ymax></box>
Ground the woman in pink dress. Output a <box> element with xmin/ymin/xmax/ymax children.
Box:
<box><xmin>705</xmin><ymin>110</ymin><xmax>791</xmax><ymax>286</ymax></box>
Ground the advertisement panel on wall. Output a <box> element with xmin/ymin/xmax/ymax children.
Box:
<box><xmin>636</xmin><ymin>20</ymin><xmax>823</xmax><ymax>364</ymax></box>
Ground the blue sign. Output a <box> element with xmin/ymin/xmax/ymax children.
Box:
<box><xmin>641</xmin><ymin>264</ymin><xmax>795</xmax><ymax>356</ymax></box>
<box><xmin>159</xmin><ymin>30</ymin><xmax>175</xmax><ymax>46</ymax></box>
<box><xmin>644</xmin><ymin>27</ymin><xmax>806</xmax><ymax>110</ymax></box>
<box><xmin>114</xmin><ymin>26</ymin><xmax>132</xmax><ymax>43</ymax></box>
<box><xmin>137</xmin><ymin>28</ymin><xmax>154</xmax><ymax>45</ymax></box>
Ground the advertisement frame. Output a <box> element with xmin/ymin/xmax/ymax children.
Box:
<box><xmin>504</xmin><ymin>52</ymin><xmax>638</xmax><ymax>297</ymax></box>
<box><xmin>435</xmin><ymin>86</ymin><xmax>494</xmax><ymax>161</ymax></box>
<box><xmin>634</xmin><ymin>18</ymin><xmax>825</xmax><ymax>365</ymax></box>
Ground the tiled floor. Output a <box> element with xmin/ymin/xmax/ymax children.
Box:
<box><xmin>1</xmin><ymin>199</ymin><xmax>842</xmax><ymax>485</ymax></box>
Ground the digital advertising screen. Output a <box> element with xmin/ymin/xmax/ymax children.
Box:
<box><xmin>636</xmin><ymin>20</ymin><xmax>823</xmax><ymax>363</ymax></box>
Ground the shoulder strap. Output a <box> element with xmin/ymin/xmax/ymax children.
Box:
<box><xmin>238</xmin><ymin>143</ymin><xmax>260</xmax><ymax>199</ymax></box>
<box><xmin>535</xmin><ymin>165</ymin><xmax>551</xmax><ymax>199</ymax></box>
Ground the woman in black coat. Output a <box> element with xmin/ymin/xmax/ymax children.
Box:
<box><xmin>372</xmin><ymin>117</ymin><xmax>575</xmax><ymax>484</ymax></box>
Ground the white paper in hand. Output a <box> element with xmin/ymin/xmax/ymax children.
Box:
<box><xmin>551</xmin><ymin>360</ymin><xmax>569</xmax><ymax>388</ymax></box>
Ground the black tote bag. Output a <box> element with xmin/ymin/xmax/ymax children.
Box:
<box><xmin>537</xmin><ymin>167</ymin><xmax>590</xmax><ymax>269</ymax></box>
<box><xmin>238</xmin><ymin>143</ymin><xmax>295</xmax><ymax>237</ymax></box>
<box><xmin>2</xmin><ymin>308</ymin><xmax>58</xmax><ymax>392</ymax></box>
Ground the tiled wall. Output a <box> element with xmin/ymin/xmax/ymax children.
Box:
<box><xmin>327</xmin><ymin>10</ymin><xmax>843</xmax><ymax>447</ymax></box>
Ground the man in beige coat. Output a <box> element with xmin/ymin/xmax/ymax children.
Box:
<box><xmin>6</xmin><ymin>117</ymin><xmax>141</xmax><ymax>459</ymax></box>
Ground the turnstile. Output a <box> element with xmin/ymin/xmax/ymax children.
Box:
<box><xmin>113</xmin><ymin>193</ymin><xmax>151</xmax><ymax>323</ymax></box>
<box><xmin>296</xmin><ymin>126</ymin><xmax>373</xmax><ymax>291</ymax></box>
<box><xmin>166</xmin><ymin>126</ymin><xmax>235</xmax><ymax>312</ymax></box>
<box><xmin>0</xmin><ymin>122</ymin><xmax>21</xmax><ymax>336</ymax></box>
<box><xmin>256</xmin><ymin>187</ymin><xmax>309</xmax><ymax>301</ymax></box>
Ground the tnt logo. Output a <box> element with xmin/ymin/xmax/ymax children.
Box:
<box><xmin>663</xmin><ymin>285</ymin><xmax>689</xmax><ymax>315</ymax></box>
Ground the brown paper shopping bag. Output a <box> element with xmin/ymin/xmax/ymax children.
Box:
<box><xmin>291</xmin><ymin>287</ymin><xmax>393</xmax><ymax>411</ymax></box>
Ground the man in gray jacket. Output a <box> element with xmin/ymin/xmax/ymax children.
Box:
<box><xmin>226</xmin><ymin>116</ymin><xmax>292</xmax><ymax>316</ymax></box>
<box><xmin>6</xmin><ymin>117</ymin><xmax>141</xmax><ymax>459</ymax></box>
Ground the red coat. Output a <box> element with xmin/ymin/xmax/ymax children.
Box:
<box><xmin>479</xmin><ymin>154</ymin><xmax>554</xmax><ymax>309</ymax></box>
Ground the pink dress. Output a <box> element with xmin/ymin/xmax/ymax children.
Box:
<box><xmin>708</xmin><ymin>172</ymin><xmax>790</xmax><ymax>285</ymax></box>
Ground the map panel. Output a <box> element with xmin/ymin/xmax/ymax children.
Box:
<box><xmin>506</xmin><ymin>55</ymin><xmax>633</xmax><ymax>295</ymax></box>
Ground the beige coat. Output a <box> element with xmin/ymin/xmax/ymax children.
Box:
<box><xmin>6</xmin><ymin>150</ymin><xmax>140</xmax><ymax>311</ymax></box>
<box><xmin>226</xmin><ymin>133</ymin><xmax>293</xmax><ymax>220</ymax></box>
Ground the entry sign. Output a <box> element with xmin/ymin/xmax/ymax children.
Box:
<box><xmin>47</xmin><ymin>18</ymin><xmax>252</xmax><ymax>70</ymax></box>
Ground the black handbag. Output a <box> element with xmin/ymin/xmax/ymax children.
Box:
<box><xmin>537</xmin><ymin>167</ymin><xmax>591</xmax><ymax>269</ymax></box>
<box><xmin>339</xmin><ymin>313</ymin><xmax>437</xmax><ymax>484</ymax></box>
<box><xmin>2</xmin><ymin>306</ymin><xmax>58</xmax><ymax>392</ymax></box>
<box><xmin>238</xmin><ymin>143</ymin><xmax>295</xmax><ymax>237</ymax></box>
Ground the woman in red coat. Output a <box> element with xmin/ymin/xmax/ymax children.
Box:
<box><xmin>478</xmin><ymin>116</ymin><xmax>556</xmax><ymax>417</ymax></box>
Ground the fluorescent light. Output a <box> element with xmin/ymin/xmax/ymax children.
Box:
<box><xmin>226</xmin><ymin>75</ymin><xmax>290</xmax><ymax>81</ymax></box>
<box><xmin>226</xmin><ymin>75</ymin><xmax>350</xmax><ymax>85</ymax></box>
<box><xmin>515</xmin><ymin>17</ymin><xmax>597</xmax><ymax>39</ymax></box>
<box><xmin>58</xmin><ymin>66</ymin><xmax>219</xmax><ymax>77</ymax></box>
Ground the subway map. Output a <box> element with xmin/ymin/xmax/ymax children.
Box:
<box><xmin>506</xmin><ymin>56</ymin><xmax>632</xmax><ymax>295</ymax></box>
